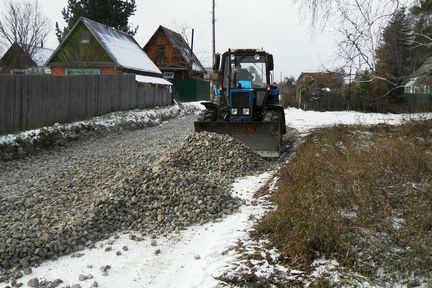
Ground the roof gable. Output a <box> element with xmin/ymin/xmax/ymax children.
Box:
<box><xmin>47</xmin><ymin>17</ymin><xmax>161</xmax><ymax>75</ymax></box>
<box><xmin>411</xmin><ymin>57</ymin><xmax>432</xmax><ymax>78</ymax></box>
<box><xmin>0</xmin><ymin>42</ymin><xmax>36</xmax><ymax>69</ymax></box>
<box><xmin>145</xmin><ymin>26</ymin><xmax>206</xmax><ymax>74</ymax></box>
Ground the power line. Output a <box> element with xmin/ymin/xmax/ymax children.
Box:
<box><xmin>216</xmin><ymin>5</ymin><xmax>253</xmax><ymax>47</ymax></box>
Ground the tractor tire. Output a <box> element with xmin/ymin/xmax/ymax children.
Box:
<box><xmin>264</xmin><ymin>110</ymin><xmax>281</xmax><ymax>122</ymax></box>
<box><xmin>264</xmin><ymin>110</ymin><xmax>286</xmax><ymax>133</ymax></box>
<box><xmin>197</xmin><ymin>109</ymin><xmax>217</xmax><ymax>122</ymax></box>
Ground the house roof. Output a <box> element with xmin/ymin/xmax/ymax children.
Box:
<box><xmin>0</xmin><ymin>43</ymin><xmax>53</xmax><ymax>67</ymax></box>
<box><xmin>32</xmin><ymin>47</ymin><xmax>54</xmax><ymax>66</ymax></box>
<box><xmin>299</xmin><ymin>72</ymin><xmax>338</xmax><ymax>78</ymax></box>
<box><xmin>411</xmin><ymin>57</ymin><xmax>432</xmax><ymax>78</ymax></box>
<box><xmin>47</xmin><ymin>17</ymin><xmax>162</xmax><ymax>76</ymax></box>
<box><xmin>136</xmin><ymin>75</ymin><xmax>172</xmax><ymax>85</ymax></box>
<box><xmin>405</xmin><ymin>77</ymin><xmax>418</xmax><ymax>87</ymax></box>
<box><xmin>145</xmin><ymin>26</ymin><xmax>206</xmax><ymax>74</ymax></box>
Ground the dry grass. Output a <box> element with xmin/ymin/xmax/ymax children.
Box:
<box><xmin>258</xmin><ymin>120</ymin><xmax>432</xmax><ymax>281</ymax></box>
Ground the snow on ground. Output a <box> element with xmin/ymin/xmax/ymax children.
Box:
<box><xmin>4</xmin><ymin>107</ymin><xmax>431</xmax><ymax>287</ymax></box>
<box><xmin>285</xmin><ymin>107</ymin><xmax>432</xmax><ymax>134</ymax></box>
<box><xmin>0</xmin><ymin>102</ymin><xmax>203</xmax><ymax>146</ymax></box>
<box><xmin>12</xmin><ymin>172</ymin><xmax>274</xmax><ymax>288</ymax></box>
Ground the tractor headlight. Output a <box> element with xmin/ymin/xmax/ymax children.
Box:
<box><xmin>242</xmin><ymin>108</ymin><xmax>250</xmax><ymax>115</ymax></box>
<box><xmin>231</xmin><ymin>108</ymin><xmax>238</xmax><ymax>115</ymax></box>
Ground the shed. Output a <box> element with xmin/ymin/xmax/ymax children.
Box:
<box><xmin>143</xmin><ymin>25</ymin><xmax>206</xmax><ymax>80</ymax></box>
<box><xmin>143</xmin><ymin>26</ymin><xmax>208</xmax><ymax>101</ymax></box>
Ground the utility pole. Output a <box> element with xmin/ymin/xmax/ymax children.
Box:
<box><xmin>212</xmin><ymin>0</ymin><xmax>216</xmax><ymax>67</ymax></box>
<box><xmin>210</xmin><ymin>0</ymin><xmax>216</xmax><ymax>101</ymax></box>
<box><xmin>189</xmin><ymin>28</ymin><xmax>195</xmax><ymax>78</ymax></box>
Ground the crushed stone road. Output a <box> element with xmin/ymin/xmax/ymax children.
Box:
<box><xmin>0</xmin><ymin>115</ymin><xmax>196</xmax><ymax>201</ymax></box>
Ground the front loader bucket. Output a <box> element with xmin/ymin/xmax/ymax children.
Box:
<box><xmin>194</xmin><ymin>121</ymin><xmax>281</xmax><ymax>158</ymax></box>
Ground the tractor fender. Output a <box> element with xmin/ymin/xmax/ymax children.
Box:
<box><xmin>200</xmin><ymin>101</ymin><xmax>218</xmax><ymax>110</ymax></box>
<box><xmin>264</xmin><ymin>104</ymin><xmax>284</xmax><ymax>113</ymax></box>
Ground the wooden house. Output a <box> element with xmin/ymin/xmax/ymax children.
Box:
<box><xmin>405</xmin><ymin>58</ymin><xmax>432</xmax><ymax>94</ymax></box>
<box><xmin>296</xmin><ymin>72</ymin><xmax>344</xmax><ymax>108</ymax></box>
<box><xmin>46</xmin><ymin>17</ymin><xmax>171</xmax><ymax>86</ymax></box>
<box><xmin>0</xmin><ymin>42</ymin><xmax>53</xmax><ymax>74</ymax></box>
<box><xmin>143</xmin><ymin>26</ymin><xmax>206</xmax><ymax>80</ymax></box>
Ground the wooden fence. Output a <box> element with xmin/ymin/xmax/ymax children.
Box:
<box><xmin>300</xmin><ymin>90</ymin><xmax>432</xmax><ymax>113</ymax></box>
<box><xmin>0</xmin><ymin>74</ymin><xmax>172</xmax><ymax>134</ymax></box>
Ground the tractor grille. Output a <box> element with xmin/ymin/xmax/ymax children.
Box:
<box><xmin>231</xmin><ymin>92</ymin><xmax>249</xmax><ymax>108</ymax></box>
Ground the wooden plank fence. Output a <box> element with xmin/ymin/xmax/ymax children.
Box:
<box><xmin>0</xmin><ymin>74</ymin><xmax>172</xmax><ymax>134</ymax></box>
<box><xmin>300</xmin><ymin>90</ymin><xmax>432</xmax><ymax>113</ymax></box>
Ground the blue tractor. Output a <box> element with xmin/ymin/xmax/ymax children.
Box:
<box><xmin>194</xmin><ymin>49</ymin><xmax>286</xmax><ymax>157</ymax></box>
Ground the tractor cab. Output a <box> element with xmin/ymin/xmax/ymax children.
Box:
<box><xmin>214</xmin><ymin>49</ymin><xmax>279</xmax><ymax>122</ymax></box>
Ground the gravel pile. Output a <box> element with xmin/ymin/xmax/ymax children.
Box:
<box><xmin>0</xmin><ymin>131</ymin><xmax>268</xmax><ymax>282</ymax></box>
<box><xmin>159</xmin><ymin>132</ymin><xmax>267</xmax><ymax>187</ymax></box>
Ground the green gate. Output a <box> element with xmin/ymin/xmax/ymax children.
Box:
<box><xmin>172</xmin><ymin>79</ymin><xmax>210</xmax><ymax>102</ymax></box>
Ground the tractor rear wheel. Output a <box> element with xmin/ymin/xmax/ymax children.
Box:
<box><xmin>197</xmin><ymin>109</ymin><xmax>217</xmax><ymax>122</ymax></box>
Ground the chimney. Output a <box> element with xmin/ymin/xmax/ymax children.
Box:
<box><xmin>41</xmin><ymin>41</ymin><xmax>43</xmax><ymax>48</ymax></box>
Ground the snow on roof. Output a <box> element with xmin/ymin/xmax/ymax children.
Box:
<box><xmin>136</xmin><ymin>75</ymin><xmax>172</xmax><ymax>85</ymax></box>
<box><xmin>82</xmin><ymin>18</ymin><xmax>161</xmax><ymax>75</ymax></box>
<box><xmin>405</xmin><ymin>77</ymin><xmax>418</xmax><ymax>87</ymax></box>
<box><xmin>411</xmin><ymin>57</ymin><xmax>432</xmax><ymax>78</ymax></box>
<box><xmin>32</xmin><ymin>47</ymin><xmax>54</xmax><ymax>66</ymax></box>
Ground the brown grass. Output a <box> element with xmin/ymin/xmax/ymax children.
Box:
<box><xmin>258</xmin><ymin>120</ymin><xmax>432</xmax><ymax>280</ymax></box>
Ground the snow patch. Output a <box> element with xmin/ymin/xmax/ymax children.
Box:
<box><xmin>0</xmin><ymin>103</ymin><xmax>202</xmax><ymax>148</ymax></box>
<box><xmin>285</xmin><ymin>108</ymin><xmax>432</xmax><ymax>134</ymax></box>
<box><xmin>14</xmin><ymin>172</ymin><xmax>274</xmax><ymax>288</ymax></box>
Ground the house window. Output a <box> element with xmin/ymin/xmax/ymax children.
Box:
<box><xmin>80</xmin><ymin>32</ymin><xmax>90</xmax><ymax>44</ymax></box>
<box><xmin>163</xmin><ymin>72</ymin><xmax>174</xmax><ymax>79</ymax></box>
<box><xmin>157</xmin><ymin>47</ymin><xmax>166</xmax><ymax>59</ymax></box>
<box><xmin>65</xmin><ymin>68</ymin><xmax>100</xmax><ymax>75</ymax></box>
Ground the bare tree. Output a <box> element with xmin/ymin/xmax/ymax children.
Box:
<box><xmin>0</xmin><ymin>0</ymin><xmax>50</xmax><ymax>56</ymax></box>
<box><xmin>297</xmin><ymin>0</ymin><xmax>413</xmax><ymax>76</ymax></box>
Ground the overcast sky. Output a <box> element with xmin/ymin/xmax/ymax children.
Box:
<box><xmin>1</xmin><ymin>0</ymin><xmax>339</xmax><ymax>81</ymax></box>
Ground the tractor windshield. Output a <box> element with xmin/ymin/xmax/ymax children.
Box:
<box><xmin>223</xmin><ymin>54</ymin><xmax>267</xmax><ymax>89</ymax></box>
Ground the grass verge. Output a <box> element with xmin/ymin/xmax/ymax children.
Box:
<box><xmin>258</xmin><ymin>120</ymin><xmax>432</xmax><ymax>284</ymax></box>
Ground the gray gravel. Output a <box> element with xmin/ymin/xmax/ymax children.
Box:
<box><xmin>0</xmin><ymin>115</ymin><xmax>195</xmax><ymax>200</ymax></box>
<box><xmin>0</xmin><ymin>114</ymin><xmax>270</xmax><ymax>282</ymax></box>
<box><xmin>0</xmin><ymin>116</ymin><xmax>195</xmax><ymax>273</ymax></box>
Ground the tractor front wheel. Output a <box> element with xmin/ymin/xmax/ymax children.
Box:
<box><xmin>264</xmin><ymin>110</ymin><xmax>286</xmax><ymax>133</ymax></box>
<box><xmin>197</xmin><ymin>109</ymin><xmax>218</xmax><ymax>122</ymax></box>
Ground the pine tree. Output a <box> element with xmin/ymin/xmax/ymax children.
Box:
<box><xmin>55</xmin><ymin>0</ymin><xmax>138</xmax><ymax>42</ymax></box>
<box><xmin>409</xmin><ymin>0</ymin><xmax>432</xmax><ymax>71</ymax></box>
<box><xmin>375</xmin><ymin>8</ymin><xmax>413</xmax><ymax>84</ymax></box>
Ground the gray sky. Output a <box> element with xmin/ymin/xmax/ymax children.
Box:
<box><xmin>1</xmin><ymin>0</ymin><xmax>338</xmax><ymax>80</ymax></box>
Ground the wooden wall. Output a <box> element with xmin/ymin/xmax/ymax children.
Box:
<box><xmin>0</xmin><ymin>74</ymin><xmax>172</xmax><ymax>134</ymax></box>
<box><xmin>144</xmin><ymin>30</ymin><xmax>186</xmax><ymax>68</ymax></box>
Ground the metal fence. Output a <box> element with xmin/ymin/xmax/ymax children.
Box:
<box><xmin>172</xmin><ymin>79</ymin><xmax>210</xmax><ymax>102</ymax></box>
<box><xmin>0</xmin><ymin>74</ymin><xmax>172</xmax><ymax>134</ymax></box>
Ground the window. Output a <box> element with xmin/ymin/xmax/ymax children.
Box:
<box><xmin>65</xmin><ymin>69</ymin><xmax>100</xmax><ymax>75</ymax></box>
<box><xmin>80</xmin><ymin>32</ymin><xmax>90</xmax><ymax>44</ymax></box>
<box><xmin>163</xmin><ymin>72</ymin><xmax>174</xmax><ymax>79</ymax></box>
<box><xmin>157</xmin><ymin>47</ymin><xmax>166</xmax><ymax>59</ymax></box>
